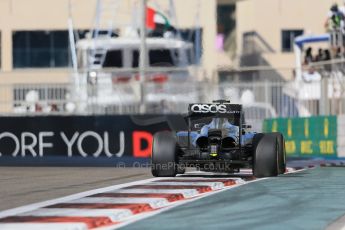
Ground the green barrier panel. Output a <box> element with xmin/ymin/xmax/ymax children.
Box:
<box><xmin>263</xmin><ymin>116</ymin><xmax>337</xmax><ymax>157</ymax></box>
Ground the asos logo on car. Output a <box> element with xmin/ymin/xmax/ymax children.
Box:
<box><xmin>191</xmin><ymin>104</ymin><xmax>228</xmax><ymax>113</ymax></box>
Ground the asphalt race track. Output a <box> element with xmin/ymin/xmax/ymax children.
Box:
<box><xmin>0</xmin><ymin>167</ymin><xmax>152</xmax><ymax>211</ymax></box>
<box><xmin>0</xmin><ymin>166</ymin><xmax>345</xmax><ymax>229</ymax></box>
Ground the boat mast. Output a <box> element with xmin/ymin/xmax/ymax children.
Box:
<box><xmin>195</xmin><ymin>0</ymin><xmax>201</xmax><ymax>66</ymax></box>
<box><xmin>139</xmin><ymin>0</ymin><xmax>147</xmax><ymax>112</ymax></box>
<box><xmin>68</xmin><ymin>0</ymin><xmax>78</xmax><ymax>72</ymax></box>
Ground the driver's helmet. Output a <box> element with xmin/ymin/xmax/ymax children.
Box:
<box><xmin>210</xmin><ymin>118</ymin><xmax>230</xmax><ymax>129</ymax></box>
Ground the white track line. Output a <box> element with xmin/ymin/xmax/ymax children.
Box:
<box><xmin>67</xmin><ymin>197</ymin><xmax>170</xmax><ymax>209</ymax></box>
<box><xmin>19</xmin><ymin>208</ymin><xmax>132</xmax><ymax>222</ymax></box>
<box><xmin>146</xmin><ymin>181</ymin><xmax>225</xmax><ymax>190</ymax></box>
<box><xmin>184</xmin><ymin>169</ymin><xmax>252</xmax><ymax>176</ymax></box>
<box><xmin>112</xmin><ymin>189</ymin><xmax>199</xmax><ymax>198</ymax></box>
<box><xmin>161</xmin><ymin>177</ymin><xmax>247</xmax><ymax>185</ymax></box>
<box><xmin>0</xmin><ymin>223</ymin><xmax>88</xmax><ymax>230</ymax></box>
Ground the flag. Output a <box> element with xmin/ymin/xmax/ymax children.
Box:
<box><xmin>146</xmin><ymin>7</ymin><xmax>171</xmax><ymax>30</ymax></box>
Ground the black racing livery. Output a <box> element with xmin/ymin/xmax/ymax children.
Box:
<box><xmin>151</xmin><ymin>100</ymin><xmax>286</xmax><ymax>178</ymax></box>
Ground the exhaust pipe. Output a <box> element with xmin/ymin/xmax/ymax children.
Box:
<box><xmin>196</xmin><ymin>136</ymin><xmax>208</xmax><ymax>149</ymax></box>
<box><xmin>222</xmin><ymin>137</ymin><xmax>237</xmax><ymax>148</ymax></box>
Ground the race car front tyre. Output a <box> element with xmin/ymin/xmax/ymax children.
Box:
<box><xmin>252</xmin><ymin>133</ymin><xmax>279</xmax><ymax>178</ymax></box>
<box><xmin>151</xmin><ymin>131</ymin><xmax>178</xmax><ymax>177</ymax></box>
<box><xmin>270</xmin><ymin>132</ymin><xmax>286</xmax><ymax>174</ymax></box>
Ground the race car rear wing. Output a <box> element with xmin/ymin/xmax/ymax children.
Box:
<box><xmin>188</xmin><ymin>103</ymin><xmax>242</xmax><ymax>117</ymax></box>
<box><xmin>186</xmin><ymin>102</ymin><xmax>243</xmax><ymax>151</ymax></box>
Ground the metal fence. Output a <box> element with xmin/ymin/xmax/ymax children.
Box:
<box><xmin>1</xmin><ymin>58</ymin><xmax>345</xmax><ymax>121</ymax></box>
<box><xmin>1</xmin><ymin>76</ymin><xmax>345</xmax><ymax>119</ymax></box>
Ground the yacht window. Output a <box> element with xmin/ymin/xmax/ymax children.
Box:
<box><xmin>132</xmin><ymin>49</ymin><xmax>192</xmax><ymax>67</ymax></box>
<box><xmin>149</xmin><ymin>49</ymin><xmax>175</xmax><ymax>67</ymax></box>
<box><xmin>103</xmin><ymin>50</ymin><xmax>123</xmax><ymax>67</ymax></box>
<box><xmin>132</xmin><ymin>50</ymin><xmax>139</xmax><ymax>68</ymax></box>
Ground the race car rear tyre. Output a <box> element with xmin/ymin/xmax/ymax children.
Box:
<box><xmin>270</xmin><ymin>132</ymin><xmax>286</xmax><ymax>174</ymax></box>
<box><xmin>151</xmin><ymin>131</ymin><xmax>178</xmax><ymax>177</ymax></box>
<box><xmin>252</xmin><ymin>133</ymin><xmax>279</xmax><ymax>178</ymax></box>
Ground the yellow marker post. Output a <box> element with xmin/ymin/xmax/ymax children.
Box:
<box><xmin>287</xmin><ymin>119</ymin><xmax>292</xmax><ymax>137</ymax></box>
<box><xmin>272</xmin><ymin>120</ymin><xmax>278</xmax><ymax>132</ymax></box>
<box><xmin>304</xmin><ymin>119</ymin><xmax>309</xmax><ymax>138</ymax></box>
<box><xmin>324</xmin><ymin>118</ymin><xmax>329</xmax><ymax>138</ymax></box>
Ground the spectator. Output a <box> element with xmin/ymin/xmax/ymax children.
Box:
<box><xmin>304</xmin><ymin>47</ymin><xmax>313</xmax><ymax>64</ymax></box>
<box><xmin>325</xmin><ymin>4</ymin><xmax>344</xmax><ymax>31</ymax></box>
<box><xmin>314</xmin><ymin>48</ymin><xmax>324</xmax><ymax>62</ymax></box>
<box><xmin>323</xmin><ymin>49</ymin><xmax>332</xmax><ymax>71</ymax></box>
<box><xmin>335</xmin><ymin>47</ymin><xmax>343</xmax><ymax>59</ymax></box>
<box><xmin>35</xmin><ymin>103</ymin><xmax>43</xmax><ymax>112</ymax></box>
<box><xmin>302</xmin><ymin>66</ymin><xmax>322</xmax><ymax>82</ymax></box>
<box><xmin>50</xmin><ymin>104</ymin><xmax>59</xmax><ymax>112</ymax></box>
<box><xmin>323</xmin><ymin>49</ymin><xmax>331</xmax><ymax>61</ymax></box>
<box><xmin>325</xmin><ymin>4</ymin><xmax>345</xmax><ymax>55</ymax></box>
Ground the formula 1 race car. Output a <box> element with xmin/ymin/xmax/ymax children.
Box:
<box><xmin>151</xmin><ymin>100</ymin><xmax>286</xmax><ymax>178</ymax></box>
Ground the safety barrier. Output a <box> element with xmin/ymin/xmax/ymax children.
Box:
<box><xmin>263</xmin><ymin>116</ymin><xmax>339</xmax><ymax>158</ymax></box>
<box><xmin>1</xmin><ymin>113</ymin><xmax>344</xmax><ymax>166</ymax></box>
<box><xmin>0</xmin><ymin>115</ymin><xmax>188</xmax><ymax>166</ymax></box>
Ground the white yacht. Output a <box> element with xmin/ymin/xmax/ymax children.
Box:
<box><xmin>73</xmin><ymin>35</ymin><xmax>197</xmax><ymax>113</ymax></box>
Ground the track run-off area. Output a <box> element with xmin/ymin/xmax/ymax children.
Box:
<box><xmin>0</xmin><ymin>166</ymin><xmax>345</xmax><ymax>229</ymax></box>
